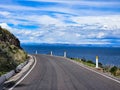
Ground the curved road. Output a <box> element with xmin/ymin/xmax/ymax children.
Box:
<box><xmin>12</xmin><ymin>54</ymin><xmax>120</xmax><ymax>90</ymax></box>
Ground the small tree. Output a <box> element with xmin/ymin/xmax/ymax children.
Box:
<box><xmin>81</xmin><ymin>57</ymin><xmax>86</xmax><ymax>62</ymax></box>
<box><xmin>109</xmin><ymin>66</ymin><xmax>117</xmax><ymax>76</ymax></box>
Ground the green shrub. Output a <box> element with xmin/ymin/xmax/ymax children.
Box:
<box><xmin>0</xmin><ymin>43</ymin><xmax>27</xmax><ymax>76</ymax></box>
<box><xmin>115</xmin><ymin>69</ymin><xmax>120</xmax><ymax>76</ymax></box>
<box><xmin>109</xmin><ymin>66</ymin><xmax>118</xmax><ymax>75</ymax></box>
<box><xmin>81</xmin><ymin>57</ymin><xmax>86</xmax><ymax>62</ymax></box>
<box><xmin>86</xmin><ymin>60</ymin><xmax>95</xmax><ymax>65</ymax></box>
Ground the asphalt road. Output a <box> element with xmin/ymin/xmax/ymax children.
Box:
<box><xmin>12</xmin><ymin>54</ymin><xmax>120</xmax><ymax>90</ymax></box>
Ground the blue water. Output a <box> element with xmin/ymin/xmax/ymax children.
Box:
<box><xmin>21</xmin><ymin>44</ymin><xmax>120</xmax><ymax>66</ymax></box>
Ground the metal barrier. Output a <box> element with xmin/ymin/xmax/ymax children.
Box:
<box><xmin>4</xmin><ymin>70</ymin><xmax>15</xmax><ymax>80</ymax></box>
<box><xmin>0</xmin><ymin>75</ymin><xmax>6</xmax><ymax>85</ymax></box>
<box><xmin>0</xmin><ymin>60</ymin><xmax>28</xmax><ymax>85</ymax></box>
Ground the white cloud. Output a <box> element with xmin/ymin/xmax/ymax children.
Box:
<box><xmin>0</xmin><ymin>23</ymin><xmax>12</xmax><ymax>30</ymax></box>
<box><xmin>71</xmin><ymin>15</ymin><xmax>120</xmax><ymax>30</ymax></box>
<box><xmin>0</xmin><ymin>11</ymin><xmax>10</xmax><ymax>16</ymax></box>
<box><xmin>32</xmin><ymin>15</ymin><xmax>65</xmax><ymax>26</ymax></box>
<box><xmin>58</xmin><ymin>31</ymin><xmax>65</xmax><ymax>36</ymax></box>
<box><xmin>0</xmin><ymin>4</ymin><xmax>37</xmax><ymax>11</ymax></box>
<box><xmin>3</xmin><ymin>13</ymin><xmax>119</xmax><ymax>31</ymax></box>
<box><xmin>97</xmin><ymin>32</ymin><xmax>105</xmax><ymax>38</ymax></box>
<box><xmin>0</xmin><ymin>0</ymin><xmax>120</xmax><ymax>45</ymax></box>
<box><xmin>0</xmin><ymin>24</ymin><xmax>117</xmax><ymax>45</ymax></box>
<box><xmin>1</xmin><ymin>0</ymin><xmax>118</xmax><ymax>18</ymax></box>
<box><xmin>0</xmin><ymin>4</ymin><xmax>77</xmax><ymax>15</ymax></box>
<box><xmin>28</xmin><ymin>0</ymin><xmax>120</xmax><ymax>7</ymax></box>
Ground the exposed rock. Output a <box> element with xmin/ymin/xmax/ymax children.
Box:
<box><xmin>0</xmin><ymin>26</ymin><xmax>20</xmax><ymax>48</ymax></box>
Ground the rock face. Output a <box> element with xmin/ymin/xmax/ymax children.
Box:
<box><xmin>0</xmin><ymin>26</ymin><xmax>27</xmax><ymax>76</ymax></box>
<box><xmin>0</xmin><ymin>26</ymin><xmax>20</xmax><ymax>48</ymax></box>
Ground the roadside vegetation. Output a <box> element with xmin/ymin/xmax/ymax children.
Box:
<box><xmin>0</xmin><ymin>43</ymin><xmax>28</xmax><ymax>76</ymax></box>
<box><xmin>70</xmin><ymin>57</ymin><xmax>120</xmax><ymax>77</ymax></box>
<box><xmin>0</xmin><ymin>26</ymin><xmax>28</xmax><ymax>76</ymax></box>
<box><xmin>104</xmin><ymin>65</ymin><xmax>120</xmax><ymax>77</ymax></box>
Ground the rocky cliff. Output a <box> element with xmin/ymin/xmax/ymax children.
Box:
<box><xmin>0</xmin><ymin>26</ymin><xmax>20</xmax><ymax>48</ymax></box>
<box><xmin>0</xmin><ymin>26</ymin><xmax>27</xmax><ymax>76</ymax></box>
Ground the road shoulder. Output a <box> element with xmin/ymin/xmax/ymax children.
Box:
<box><xmin>1</xmin><ymin>55</ymin><xmax>36</xmax><ymax>90</ymax></box>
<box><xmin>64</xmin><ymin>57</ymin><xmax>120</xmax><ymax>84</ymax></box>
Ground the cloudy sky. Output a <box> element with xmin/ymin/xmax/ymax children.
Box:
<box><xmin>0</xmin><ymin>0</ymin><xmax>120</xmax><ymax>46</ymax></box>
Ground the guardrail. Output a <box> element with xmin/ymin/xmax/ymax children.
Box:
<box><xmin>15</xmin><ymin>61</ymin><xmax>28</xmax><ymax>73</ymax></box>
<box><xmin>0</xmin><ymin>75</ymin><xmax>6</xmax><ymax>85</ymax></box>
<box><xmin>4</xmin><ymin>70</ymin><xmax>15</xmax><ymax>80</ymax></box>
<box><xmin>0</xmin><ymin>60</ymin><xmax>28</xmax><ymax>85</ymax></box>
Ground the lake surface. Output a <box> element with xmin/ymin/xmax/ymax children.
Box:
<box><xmin>21</xmin><ymin>44</ymin><xmax>120</xmax><ymax>66</ymax></box>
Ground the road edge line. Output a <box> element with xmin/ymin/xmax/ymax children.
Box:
<box><xmin>8</xmin><ymin>56</ymin><xmax>37</xmax><ymax>90</ymax></box>
<box><xmin>68</xmin><ymin>59</ymin><xmax>120</xmax><ymax>84</ymax></box>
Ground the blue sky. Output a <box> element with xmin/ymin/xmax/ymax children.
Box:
<box><xmin>0</xmin><ymin>0</ymin><xmax>120</xmax><ymax>46</ymax></box>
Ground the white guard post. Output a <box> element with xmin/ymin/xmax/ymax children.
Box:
<box><xmin>35</xmin><ymin>50</ymin><xmax>37</xmax><ymax>54</ymax></box>
<box><xmin>96</xmin><ymin>56</ymin><xmax>99</xmax><ymax>68</ymax></box>
<box><xmin>50</xmin><ymin>51</ymin><xmax>53</xmax><ymax>56</ymax></box>
<box><xmin>64</xmin><ymin>51</ymin><xmax>66</xmax><ymax>58</ymax></box>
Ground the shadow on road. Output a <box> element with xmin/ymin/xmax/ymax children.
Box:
<box><xmin>15</xmin><ymin>83</ymin><xmax>27</xmax><ymax>88</ymax></box>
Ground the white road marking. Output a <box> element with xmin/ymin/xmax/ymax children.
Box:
<box><xmin>70</xmin><ymin>60</ymin><xmax>120</xmax><ymax>84</ymax></box>
<box><xmin>8</xmin><ymin>56</ymin><xmax>37</xmax><ymax>90</ymax></box>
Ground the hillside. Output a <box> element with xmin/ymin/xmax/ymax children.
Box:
<box><xmin>0</xmin><ymin>26</ymin><xmax>27</xmax><ymax>76</ymax></box>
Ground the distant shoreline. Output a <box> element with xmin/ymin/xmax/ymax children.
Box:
<box><xmin>21</xmin><ymin>43</ymin><xmax>120</xmax><ymax>48</ymax></box>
